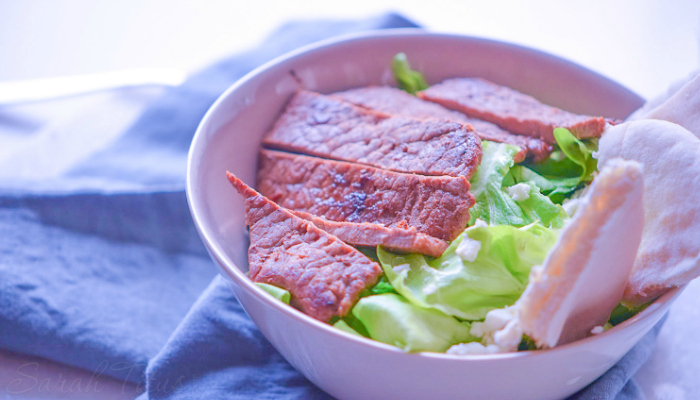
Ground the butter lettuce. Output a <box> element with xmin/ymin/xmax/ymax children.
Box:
<box><xmin>391</xmin><ymin>53</ymin><xmax>429</xmax><ymax>95</ymax></box>
<box><xmin>517</xmin><ymin>128</ymin><xmax>599</xmax><ymax>203</ymax></box>
<box><xmin>554</xmin><ymin>127</ymin><xmax>597</xmax><ymax>181</ymax></box>
<box><xmin>352</xmin><ymin>293</ymin><xmax>476</xmax><ymax>352</ymax></box>
<box><xmin>469</xmin><ymin>141</ymin><xmax>568</xmax><ymax>227</ymax></box>
<box><xmin>255</xmin><ymin>282</ymin><xmax>291</xmax><ymax>304</ymax></box>
<box><xmin>368</xmin><ymin>275</ymin><xmax>397</xmax><ymax>296</ymax></box>
<box><xmin>378</xmin><ymin>223</ymin><xmax>559</xmax><ymax>320</ymax></box>
<box><xmin>511</xmin><ymin>182</ymin><xmax>569</xmax><ymax>229</ymax></box>
<box><xmin>608</xmin><ymin>302</ymin><xmax>650</xmax><ymax>326</ymax></box>
<box><xmin>333</xmin><ymin>320</ymin><xmax>364</xmax><ymax>337</ymax></box>
<box><xmin>468</xmin><ymin>141</ymin><xmax>524</xmax><ymax>226</ymax></box>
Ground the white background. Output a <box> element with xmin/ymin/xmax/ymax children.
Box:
<box><xmin>1</xmin><ymin>0</ymin><xmax>699</xmax><ymax>99</ymax></box>
<box><xmin>1</xmin><ymin>1</ymin><xmax>699</xmax><ymax>399</ymax></box>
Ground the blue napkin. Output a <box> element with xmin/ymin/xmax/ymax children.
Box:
<box><xmin>0</xmin><ymin>13</ymin><xmax>663</xmax><ymax>400</ymax></box>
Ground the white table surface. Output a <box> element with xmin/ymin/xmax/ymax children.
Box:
<box><xmin>1</xmin><ymin>1</ymin><xmax>699</xmax><ymax>399</ymax></box>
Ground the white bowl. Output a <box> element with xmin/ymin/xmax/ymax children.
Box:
<box><xmin>186</xmin><ymin>30</ymin><xmax>681</xmax><ymax>400</ymax></box>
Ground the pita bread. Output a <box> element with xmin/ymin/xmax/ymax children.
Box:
<box><xmin>598</xmin><ymin>120</ymin><xmax>700</xmax><ymax>304</ymax></box>
<box><xmin>628</xmin><ymin>71</ymin><xmax>700</xmax><ymax>139</ymax></box>
<box><xmin>516</xmin><ymin>159</ymin><xmax>645</xmax><ymax>348</ymax></box>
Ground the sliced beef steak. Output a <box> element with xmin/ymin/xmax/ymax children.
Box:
<box><xmin>227</xmin><ymin>172</ymin><xmax>382</xmax><ymax>323</ymax></box>
<box><xmin>257</xmin><ymin>150</ymin><xmax>474</xmax><ymax>242</ymax></box>
<box><xmin>418</xmin><ymin>78</ymin><xmax>608</xmax><ymax>143</ymax></box>
<box><xmin>262</xmin><ymin>90</ymin><xmax>483</xmax><ymax>179</ymax></box>
<box><xmin>335</xmin><ymin>86</ymin><xmax>552</xmax><ymax>162</ymax></box>
<box><xmin>292</xmin><ymin>210</ymin><xmax>449</xmax><ymax>257</ymax></box>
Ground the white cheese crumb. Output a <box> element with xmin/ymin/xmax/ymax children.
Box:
<box><xmin>485</xmin><ymin>344</ymin><xmax>501</xmax><ymax>354</ymax></box>
<box><xmin>392</xmin><ymin>263</ymin><xmax>411</xmax><ymax>274</ymax></box>
<box><xmin>590</xmin><ymin>326</ymin><xmax>605</xmax><ymax>335</ymax></box>
<box><xmin>420</xmin><ymin>265</ymin><xmax>435</xmax><ymax>274</ymax></box>
<box><xmin>562</xmin><ymin>198</ymin><xmax>581</xmax><ymax>217</ymax></box>
<box><xmin>529</xmin><ymin>265</ymin><xmax>544</xmax><ymax>281</ymax></box>
<box><xmin>484</xmin><ymin>308</ymin><xmax>515</xmax><ymax>331</ymax></box>
<box><xmin>468</xmin><ymin>307</ymin><xmax>521</xmax><ymax>353</ymax></box>
<box><xmin>470</xmin><ymin>322</ymin><xmax>486</xmax><ymax>338</ymax></box>
<box><xmin>456</xmin><ymin>237</ymin><xmax>481</xmax><ymax>262</ymax></box>
<box><xmin>472</xmin><ymin>219</ymin><xmax>488</xmax><ymax>228</ymax></box>
<box><xmin>507</xmin><ymin>183</ymin><xmax>531</xmax><ymax>201</ymax></box>
<box><xmin>423</xmin><ymin>283</ymin><xmax>437</xmax><ymax>295</ymax></box>
<box><xmin>446</xmin><ymin>342</ymin><xmax>501</xmax><ymax>355</ymax></box>
<box><xmin>494</xmin><ymin>320</ymin><xmax>523</xmax><ymax>351</ymax></box>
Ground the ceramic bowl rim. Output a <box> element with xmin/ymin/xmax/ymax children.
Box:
<box><xmin>186</xmin><ymin>28</ymin><xmax>679</xmax><ymax>362</ymax></box>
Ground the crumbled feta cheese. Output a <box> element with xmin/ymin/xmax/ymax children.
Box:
<box><xmin>470</xmin><ymin>322</ymin><xmax>486</xmax><ymax>338</ymax></box>
<box><xmin>446</xmin><ymin>342</ymin><xmax>501</xmax><ymax>355</ymax></box>
<box><xmin>590</xmin><ymin>326</ymin><xmax>604</xmax><ymax>335</ymax></box>
<box><xmin>468</xmin><ymin>307</ymin><xmax>521</xmax><ymax>353</ymax></box>
<box><xmin>507</xmin><ymin>183</ymin><xmax>531</xmax><ymax>201</ymax></box>
<box><xmin>423</xmin><ymin>282</ymin><xmax>437</xmax><ymax>295</ymax></box>
<box><xmin>485</xmin><ymin>344</ymin><xmax>501</xmax><ymax>354</ymax></box>
<box><xmin>486</xmin><ymin>344</ymin><xmax>501</xmax><ymax>354</ymax></box>
<box><xmin>484</xmin><ymin>308</ymin><xmax>515</xmax><ymax>331</ymax></box>
<box><xmin>456</xmin><ymin>237</ymin><xmax>481</xmax><ymax>262</ymax></box>
<box><xmin>392</xmin><ymin>263</ymin><xmax>411</xmax><ymax>274</ymax></box>
<box><xmin>562</xmin><ymin>198</ymin><xmax>581</xmax><ymax>217</ymax></box>
<box><xmin>420</xmin><ymin>265</ymin><xmax>434</xmax><ymax>274</ymax></box>
<box><xmin>494</xmin><ymin>320</ymin><xmax>523</xmax><ymax>350</ymax></box>
<box><xmin>472</xmin><ymin>219</ymin><xmax>488</xmax><ymax>229</ymax></box>
<box><xmin>529</xmin><ymin>265</ymin><xmax>544</xmax><ymax>281</ymax></box>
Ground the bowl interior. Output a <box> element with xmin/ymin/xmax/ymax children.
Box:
<box><xmin>188</xmin><ymin>29</ymin><xmax>644</xmax><ymax>277</ymax></box>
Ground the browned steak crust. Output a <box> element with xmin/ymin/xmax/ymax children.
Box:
<box><xmin>262</xmin><ymin>91</ymin><xmax>483</xmax><ymax>179</ymax></box>
<box><xmin>334</xmin><ymin>86</ymin><xmax>552</xmax><ymax>162</ymax></box>
<box><xmin>257</xmin><ymin>149</ymin><xmax>474</xmax><ymax>242</ymax></box>
<box><xmin>418</xmin><ymin>78</ymin><xmax>608</xmax><ymax>143</ymax></box>
<box><xmin>227</xmin><ymin>172</ymin><xmax>382</xmax><ymax>323</ymax></box>
<box><xmin>292</xmin><ymin>210</ymin><xmax>449</xmax><ymax>257</ymax></box>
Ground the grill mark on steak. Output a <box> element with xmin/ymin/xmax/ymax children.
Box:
<box><xmin>257</xmin><ymin>149</ymin><xmax>474</xmax><ymax>242</ymax></box>
<box><xmin>291</xmin><ymin>210</ymin><xmax>449</xmax><ymax>257</ymax></box>
<box><xmin>262</xmin><ymin>90</ymin><xmax>483</xmax><ymax>179</ymax></box>
<box><xmin>334</xmin><ymin>86</ymin><xmax>552</xmax><ymax>162</ymax></box>
<box><xmin>418</xmin><ymin>78</ymin><xmax>609</xmax><ymax>144</ymax></box>
<box><xmin>227</xmin><ymin>172</ymin><xmax>383</xmax><ymax>323</ymax></box>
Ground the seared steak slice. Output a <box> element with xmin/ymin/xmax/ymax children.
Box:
<box><xmin>257</xmin><ymin>150</ymin><xmax>474</xmax><ymax>241</ymax></box>
<box><xmin>262</xmin><ymin>91</ymin><xmax>483</xmax><ymax>179</ymax></box>
<box><xmin>418</xmin><ymin>78</ymin><xmax>608</xmax><ymax>143</ymax></box>
<box><xmin>292</xmin><ymin>210</ymin><xmax>449</xmax><ymax>257</ymax></box>
<box><xmin>335</xmin><ymin>86</ymin><xmax>552</xmax><ymax>162</ymax></box>
<box><xmin>227</xmin><ymin>172</ymin><xmax>382</xmax><ymax>323</ymax></box>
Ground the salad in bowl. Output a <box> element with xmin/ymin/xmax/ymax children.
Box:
<box><xmin>187</xmin><ymin>31</ymin><xmax>699</xmax><ymax>400</ymax></box>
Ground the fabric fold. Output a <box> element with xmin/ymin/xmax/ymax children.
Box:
<box><xmin>137</xmin><ymin>276</ymin><xmax>330</xmax><ymax>400</ymax></box>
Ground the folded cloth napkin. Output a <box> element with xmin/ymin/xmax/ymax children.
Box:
<box><xmin>0</xmin><ymin>13</ymin><xmax>664</xmax><ymax>400</ymax></box>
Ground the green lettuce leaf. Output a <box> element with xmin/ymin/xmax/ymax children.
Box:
<box><xmin>378</xmin><ymin>223</ymin><xmax>559</xmax><ymax>320</ymax></box>
<box><xmin>352</xmin><ymin>293</ymin><xmax>475</xmax><ymax>352</ymax></box>
<box><xmin>469</xmin><ymin>141</ymin><xmax>568</xmax><ymax>227</ymax></box>
<box><xmin>468</xmin><ymin>141</ymin><xmax>527</xmax><ymax>226</ymax></box>
<box><xmin>554</xmin><ymin>128</ymin><xmax>597</xmax><ymax>181</ymax></box>
<box><xmin>511</xmin><ymin>182</ymin><xmax>569</xmax><ymax>229</ymax></box>
<box><xmin>608</xmin><ymin>302</ymin><xmax>650</xmax><ymax>326</ymax></box>
<box><xmin>508</xmin><ymin>164</ymin><xmax>580</xmax><ymax>204</ymax></box>
<box><xmin>518</xmin><ymin>128</ymin><xmax>599</xmax><ymax>204</ymax></box>
<box><xmin>368</xmin><ymin>275</ymin><xmax>397</xmax><ymax>296</ymax></box>
<box><xmin>255</xmin><ymin>282</ymin><xmax>291</xmax><ymax>304</ymax></box>
<box><xmin>391</xmin><ymin>53</ymin><xmax>429</xmax><ymax>95</ymax></box>
<box><xmin>333</xmin><ymin>320</ymin><xmax>364</xmax><ymax>337</ymax></box>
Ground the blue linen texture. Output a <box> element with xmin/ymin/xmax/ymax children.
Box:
<box><xmin>0</xmin><ymin>13</ymin><xmax>663</xmax><ymax>400</ymax></box>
